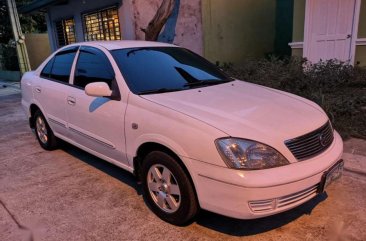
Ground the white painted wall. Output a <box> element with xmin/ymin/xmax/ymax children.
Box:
<box><xmin>131</xmin><ymin>0</ymin><xmax>203</xmax><ymax>55</ymax></box>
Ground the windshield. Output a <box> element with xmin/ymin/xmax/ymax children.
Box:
<box><xmin>111</xmin><ymin>47</ymin><xmax>232</xmax><ymax>94</ymax></box>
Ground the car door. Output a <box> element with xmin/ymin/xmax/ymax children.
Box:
<box><xmin>66</xmin><ymin>46</ymin><xmax>128</xmax><ymax>165</ymax></box>
<box><xmin>33</xmin><ymin>46</ymin><xmax>79</xmax><ymax>138</ymax></box>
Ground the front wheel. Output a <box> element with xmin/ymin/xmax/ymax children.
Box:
<box><xmin>141</xmin><ymin>151</ymin><xmax>198</xmax><ymax>225</ymax></box>
<box><xmin>34</xmin><ymin>110</ymin><xmax>58</xmax><ymax>150</ymax></box>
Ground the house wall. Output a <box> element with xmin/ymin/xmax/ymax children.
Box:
<box><xmin>201</xmin><ymin>0</ymin><xmax>276</xmax><ymax>65</ymax></box>
<box><xmin>45</xmin><ymin>0</ymin><xmax>203</xmax><ymax>55</ymax></box>
<box><xmin>292</xmin><ymin>0</ymin><xmax>305</xmax><ymax>42</ymax></box>
<box><xmin>290</xmin><ymin>0</ymin><xmax>305</xmax><ymax>58</ymax></box>
<box><xmin>358</xmin><ymin>0</ymin><xmax>366</xmax><ymax>38</ymax></box>
<box><xmin>46</xmin><ymin>0</ymin><xmax>128</xmax><ymax>51</ymax></box>
<box><xmin>25</xmin><ymin>33</ymin><xmax>51</xmax><ymax>70</ymax></box>
<box><xmin>0</xmin><ymin>71</ymin><xmax>21</xmax><ymax>81</ymax></box>
<box><xmin>292</xmin><ymin>48</ymin><xmax>303</xmax><ymax>58</ymax></box>
<box><xmin>132</xmin><ymin>0</ymin><xmax>203</xmax><ymax>55</ymax></box>
<box><xmin>355</xmin><ymin>46</ymin><xmax>366</xmax><ymax>65</ymax></box>
<box><xmin>274</xmin><ymin>0</ymin><xmax>294</xmax><ymax>57</ymax></box>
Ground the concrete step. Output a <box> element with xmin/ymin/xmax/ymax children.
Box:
<box><xmin>342</xmin><ymin>152</ymin><xmax>366</xmax><ymax>176</ymax></box>
<box><xmin>344</xmin><ymin>138</ymin><xmax>366</xmax><ymax>156</ymax></box>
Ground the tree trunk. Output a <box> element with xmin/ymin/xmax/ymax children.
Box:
<box><xmin>141</xmin><ymin>0</ymin><xmax>176</xmax><ymax>41</ymax></box>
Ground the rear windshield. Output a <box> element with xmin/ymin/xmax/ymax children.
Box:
<box><xmin>111</xmin><ymin>47</ymin><xmax>231</xmax><ymax>94</ymax></box>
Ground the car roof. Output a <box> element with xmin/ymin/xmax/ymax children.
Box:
<box><xmin>67</xmin><ymin>40</ymin><xmax>177</xmax><ymax>50</ymax></box>
<box><xmin>35</xmin><ymin>40</ymin><xmax>178</xmax><ymax>74</ymax></box>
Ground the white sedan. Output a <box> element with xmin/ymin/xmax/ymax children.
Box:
<box><xmin>21</xmin><ymin>41</ymin><xmax>344</xmax><ymax>225</ymax></box>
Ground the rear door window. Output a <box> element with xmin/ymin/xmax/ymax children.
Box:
<box><xmin>40</xmin><ymin>46</ymin><xmax>78</xmax><ymax>83</ymax></box>
<box><xmin>40</xmin><ymin>57</ymin><xmax>54</xmax><ymax>79</ymax></box>
<box><xmin>50</xmin><ymin>47</ymin><xmax>78</xmax><ymax>83</ymax></box>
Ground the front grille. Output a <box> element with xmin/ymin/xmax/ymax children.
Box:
<box><xmin>285</xmin><ymin>121</ymin><xmax>334</xmax><ymax>160</ymax></box>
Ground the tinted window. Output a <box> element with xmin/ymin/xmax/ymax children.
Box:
<box><xmin>74</xmin><ymin>47</ymin><xmax>115</xmax><ymax>89</ymax></box>
<box><xmin>50</xmin><ymin>49</ymin><xmax>77</xmax><ymax>83</ymax></box>
<box><xmin>40</xmin><ymin>57</ymin><xmax>54</xmax><ymax>78</ymax></box>
<box><xmin>111</xmin><ymin>47</ymin><xmax>230</xmax><ymax>94</ymax></box>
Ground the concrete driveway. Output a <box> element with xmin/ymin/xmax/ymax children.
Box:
<box><xmin>1</xmin><ymin>93</ymin><xmax>366</xmax><ymax>241</ymax></box>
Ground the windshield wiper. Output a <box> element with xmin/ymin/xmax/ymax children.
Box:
<box><xmin>174</xmin><ymin>67</ymin><xmax>233</xmax><ymax>88</ymax></box>
<box><xmin>183</xmin><ymin>79</ymin><xmax>232</xmax><ymax>87</ymax></box>
<box><xmin>137</xmin><ymin>88</ymin><xmax>184</xmax><ymax>95</ymax></box>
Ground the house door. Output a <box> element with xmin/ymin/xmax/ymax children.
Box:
<box><xmin>304</xmin><ymin>0</ymin><xmax>359</xmax><ymax>63</ymax></box>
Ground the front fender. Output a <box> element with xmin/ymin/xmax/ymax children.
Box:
<box><xmin>125</xmin><ymin>94</ymin><xmax>228</xmax><ymax>168</ymax></box>
<box><xmin>128</xmin><ymin>133</ymin><xmax>190</xmax><ymax>163</ymax></box>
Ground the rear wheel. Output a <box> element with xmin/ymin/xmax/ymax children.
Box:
<box><xmin>34</xmin><ymin>110</ymin><xmax>58</xmax><ymax>150</ymax></box>
<box><xmin>141</xmin><ymin>151</ymin><xmax>198</xmax><ymax>225</ymax></box>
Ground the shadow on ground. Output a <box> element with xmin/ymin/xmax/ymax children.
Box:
<box><xmin>60</xmin><ymin>141</ymin><xmax>142</xmax><ymax>196</ymax></box>
<box><xmin>60</xmin><ymin>140</ymin><xmax>327</xmax><ymax>237</ymax></box>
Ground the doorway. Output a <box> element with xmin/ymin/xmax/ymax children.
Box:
<box><xmin>303</xmin><ymin>0</ymin><xmax>360</xmax><ymax>63</ymax></box>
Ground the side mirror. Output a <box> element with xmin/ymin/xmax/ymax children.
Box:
<box><xmin>85</xmin><ymin>82</ymin><xmax>112</xmax><ymax>98</ymax></box>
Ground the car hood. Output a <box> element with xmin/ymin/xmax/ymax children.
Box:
<box><xmin>141</xmin><ymin>80</ymin><xmax>329</xmax><ymax>144</ymax></box>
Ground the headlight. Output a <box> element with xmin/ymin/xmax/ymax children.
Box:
<box><xmin>215</xmin><ymin>138</ymin><xmax>289</xmax><ymax>170</ymax></box>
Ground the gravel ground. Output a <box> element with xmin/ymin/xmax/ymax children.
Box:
<box><xmin>1</xmin><ymin>94</ymin><xmax>366</xmax><ymax>241</ymax></box>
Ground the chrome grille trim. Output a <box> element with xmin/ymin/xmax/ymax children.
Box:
<box><xmin>248</xmin><ymin>184</ymin><xmax>319</xmax><ymax>213</ymax></box>
<box><xmin>285</xmin><ymin>121</ymin><xmax>334</xmax><ymax>160</ymax></box>
<box><xmin>248</xmin><ymin>199</ymin><xmax>274</xmax><ymax>212</ymax></box>
<box><xmin>277</xmin><ymin>184</ymin><xmax>318</xmax><ymax>208</ymax></box>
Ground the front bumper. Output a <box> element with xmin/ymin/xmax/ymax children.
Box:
<box><xmin>184</xmin><ymin>131</ymin><xmax>343</xmax><ymax>219</ymax></box>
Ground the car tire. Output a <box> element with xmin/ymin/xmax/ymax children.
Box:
<box><xmin>141</xmin><ymin>151</ymin><xmax>198</xmax><ymax>225</ymax></box>
<box><xmin>34</xmin><ymin>110</ymin><xmax>58</xmax><ymax>150</ymax></box>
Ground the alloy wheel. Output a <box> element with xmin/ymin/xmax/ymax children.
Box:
<box><xmin>36</xmin><ymin>116</ymin><xmax>48</xmax><ymax>144</ymax></box>
<box><xmin>147</xmin><ymin>164</ymin><xmax>181</xmax><ymax>213</ymax></box>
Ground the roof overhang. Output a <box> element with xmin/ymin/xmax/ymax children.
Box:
<box><xmin>19</xmin><ymin>0</ymin><xmax>68</xmax><ymax>14</ymax></box>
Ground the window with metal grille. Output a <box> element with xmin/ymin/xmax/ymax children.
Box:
<box><xmin>83</xmin><ymin>6</ymin><xmax>121</xmax><ymax>41</ymax></box>
<box><xmin>55</xmin><ymin>18</ymin><xmax>76</xmax><ymax>47</ymax></box>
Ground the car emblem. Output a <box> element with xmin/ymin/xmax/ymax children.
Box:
<box><xmin>319</xmin><ymin>133</ymin><xmax>328</xmax><ymax>147</ymax></box>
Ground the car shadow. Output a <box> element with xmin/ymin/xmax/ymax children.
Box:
<box><xmin>59</xmin><ymin>141</ymin><xmax>327</xmax><ymax>236</ymax></box>
<box><xmin>194</xmin><ymin>192</ymin><xmax>327</xmax><ymax>236</ymax></box>
<box><xmin>60</xmin><ymin>141</ymin><xmax>143</xmax><ymax>196</ymax></box>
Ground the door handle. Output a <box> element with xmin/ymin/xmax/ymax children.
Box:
<box><xmin>67</xmin><ymin>96</ymin><xmax>76</xmax><ymax>106</ymax></box>
<box><xmin>35</xmin><ymin>87</ymin><xmax>41</xmax><ymax>93</ymax></box>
